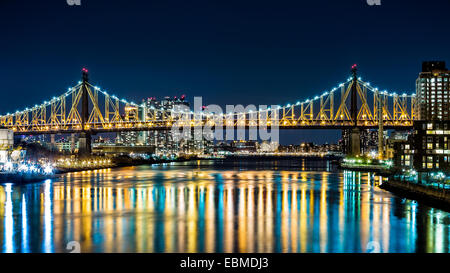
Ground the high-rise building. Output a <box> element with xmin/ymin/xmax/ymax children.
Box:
<box><xmin>395</xmin><ymin>121</ymin><xmax>450</xmax><ymax>173</ymax></box>
<box><xmin>139</xmin><ymin>96</ymin><xmax>185</xmax><ymax>155</ymax></box>
<box><xmin>412</xmin><ymin>120</ymin><xmax>450</xmax><ymax>172</ymax></box>
<box><xmin>360</xmin><ymin>129</ymin><xmax>381</xmax><ymax>155</ymax></box>
<box><xmin>0</xmin><ymin>129</ymin><xmax>14</xmax><ymax>163</ymax></box>
<box><xmin>416</xmin><ymin>61</ymin><xmax>450</xmax><ymax>120</ymax></box>
<box><xmin>341</xmin><ymin>129</ymin><xmax>385</xmax><ymax>155</ymax></box>
<box><xmin>139</xmin><ymin>96</ymin><xmax>213</xmax><ymax>156</ymax></box>
<box><xmin>340</xmin><ymin>129</ymin><xmax>351</xmax><ymax>154</ymax></box>
<box><xmin>394</xmin><ymin>61</ymin><xmax>450</xmax><ymax>175</ymax></box>
<box><xmin>55</xmin><ymin>138</ymin><xmax>79</xmax><ymax>152</ymax></box>
<box><xmin>118</xmin><ymin>105</ymin><xmax>139</xmax><ymax>145</ymax></box>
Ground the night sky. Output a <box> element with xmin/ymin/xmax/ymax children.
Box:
<box><xmin>1</xmin><ymin>0</ymin><xmax>450</xmax><ymax>144</ymax></box>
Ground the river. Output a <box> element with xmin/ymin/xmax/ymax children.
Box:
<box><xmin>0</xmin><ymin>159</ymin><xmax>448</xmax><ymax>253</ymax></box>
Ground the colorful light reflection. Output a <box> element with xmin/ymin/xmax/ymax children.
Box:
<box><xmin>0</xmin><ymin>166</ymin><xmax>448</xmax><ymax>253</ymax></box>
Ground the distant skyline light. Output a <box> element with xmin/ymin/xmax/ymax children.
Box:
<box><xmin>1</xmin><ymin>0</ymin><xmax>449</xmax><ymax>143</ymax></box>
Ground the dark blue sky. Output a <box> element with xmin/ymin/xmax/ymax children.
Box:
<box><xmin>1</xmin><ymin>0</ymin><xmax>450</xmax><ymax>144</ymax></box>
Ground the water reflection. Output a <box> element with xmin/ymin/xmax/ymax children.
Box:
<box><xmin>0</xmin><ymin>162</ymin><xmax>449</xmax><ymax>253</ymax></box>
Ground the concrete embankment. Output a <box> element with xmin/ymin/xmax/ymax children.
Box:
<box><xmin>338</xmin><ymin>165</ymin><xmax>392</xmax><ymax>176</ymax></box>
<box><xmin>380</xmin><ymin>180</ymin><xmax>450</xmax><ymax>211</ymax></box>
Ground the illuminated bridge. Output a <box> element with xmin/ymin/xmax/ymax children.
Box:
<box><xmin>0</xmin><ymin>66</ymin><xmax>416</xmax><ymax>155</ymax></box>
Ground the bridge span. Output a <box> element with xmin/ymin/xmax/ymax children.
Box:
<box><xmin>0</xmin><ymin>66</ymin><xmax>416</xmax><ymax>155</ymax></box>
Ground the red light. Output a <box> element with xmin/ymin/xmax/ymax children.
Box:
<box><xmin>82</xmin><ymin>68</ymin><xmax>88</xmax><ymax>73</ymax></box>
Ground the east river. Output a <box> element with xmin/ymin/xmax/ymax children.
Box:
<box><xmin>0</xmin><ymin>159</ymin><xmax>449</xmax><ymax>253</ymax></box>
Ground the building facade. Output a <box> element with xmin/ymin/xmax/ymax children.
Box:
<box><xmin>411</xmin><ymin>121</ymin><xmax>450</xmax><ymax>173</ymax></box>
<box><xmin>55</xmin><ymin>138</ymin><xmax>79</xmax><ymax>153</ymax></box>
<box><xmin>341</xmin><ymin>129</ymin><xmax>384</xmax><ymax>155</ymax></box>
<box><xmin>417</xmin><ymin>61</ymin><xmax>450</xmax><ymax>120</ymax></box>
<box><xmin>117</xmin><ymin>105</ymin><xmax>139</xmax><ymax>145</ymax></box>
<box><xmin>120</xmin><ymin>95</ymin><xmax>214</xmax><ymax>156</ymax></box>
<box><xmin>394</xmin><ymin>61</ymin><xmax>450</xmax><ymax>174</ymax></box>
<box><xmin>0</xmin><ymin>129</ymin><xmax>14</xmax><ymax>163</ymax></box>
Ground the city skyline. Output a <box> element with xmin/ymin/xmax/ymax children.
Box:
<box><xmin>1</xmin><ymin>0</ymin><xmax>450</xmax><ymax>143</ymax></box>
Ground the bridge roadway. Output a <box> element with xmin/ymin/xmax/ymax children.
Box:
<box><xmin>12</xmin><ymin>124</ymin><xmax>413</xmax><ymax>135</ymax></box>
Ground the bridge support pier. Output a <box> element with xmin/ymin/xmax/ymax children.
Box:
<box><xmin>349</xmin><ymin>127</ymin><xmax>361</xmax><ymax>156</ymax></box>
<box><xmin>50</xmin><ymin>134</ymin><xmax>56</xmax><ymax>151</ymax></box>
<box><xmin>71</xmin><ymin>133</ymin><xmax>76</xmax><ymax>153</ymax></box>
<box><xmin>347</xmin><ymin>64</ymin><xmax>361</xmax><ymax>156</ymax></box>
<box><xmin>78</xmin><ymin>132</ymin><xmax>91</xmax><ymax>157</ymax></box>
<box><xmin>78</xmin><ymin>68</ymin><xmax>92</xmax><ymax>157</ymax></box>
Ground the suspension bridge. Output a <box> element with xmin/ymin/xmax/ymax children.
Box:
<box><xmin>0</xmin><ymin>66</ymin><xmax>416</xmax><ymax>155</ymax></box>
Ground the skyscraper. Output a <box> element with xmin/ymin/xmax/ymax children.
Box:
<box><xmin>395</xmin><ymin>61</ymin><xmax>450</xmax><ymax>174</ymax></box>
<box><xmin>416</xmin><ymin>61</ymin><xmax>450</xmax><ymax>120</ymax></box>
<box><xmin>139</xmin><ymin>96</ymin><xmax>213</xmax><ymax>156</ymax></box>
<box><xmin>118</xmin><ymin>105</ymin><xmax>139</xmax><ymax>145</ymax></box>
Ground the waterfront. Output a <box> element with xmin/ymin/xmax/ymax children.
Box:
<box><xmin>0</xmin><ymin>159</ymin><xmax>449</xmax><ymax>253</ymax></box>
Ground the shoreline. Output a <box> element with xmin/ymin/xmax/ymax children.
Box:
<box><xmin>380</xmin><ymin>179</ymin><xmax>450</xmax><ymax>212</ymax></box>
<box><xmin>338</xmin><ymin>165</ymin><xmax>392</xmax><ymax>176</ymax></box>
<box><xmin>223</xmin><ymin>154</ymin><xmax>343</xmax><ymax>160</ymax></box>
<box><xmin>1</xmin><ymin>157</ymin><xmax>200</xmax><ymax>184</ymax></box>
<box><xmin>325</xmin><ymin>161</ymin><xmax>450</xmax><ymax>211</ymax></box>
<box><xmin>55</xmin><ymin>156</ymin><xmax>197</xmax><ymax>174</ymax></box>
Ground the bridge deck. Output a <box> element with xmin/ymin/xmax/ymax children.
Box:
<box><xmin>11</xmin><ymin>125</ymin><xmax>413</xmax><ymax>135</ymax></box>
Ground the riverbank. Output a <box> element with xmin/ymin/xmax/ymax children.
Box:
<box><xmin>55</xmin><ymin>156</ymin><xmax>198</xmax><ymax>174</ymax></box>
<box><xmin>224</xmin><ymin>154</ymin><xmax>342</xmax><ymax>161</ymax></box>
<box><xmin>380</xmin><ymin>179</ymin><xmax>450</xmax><ymax>211</ymax></box>
<box><xmin>338</xmin><ymin>165</ymin><xmax>393</xmax><ymax>176</ymax></box>
<box><xmin>337</xmin><ymin>158</ymin><xmax>450</xmax><ymax>210</ymax></box>
<box><xmin>338</xmin><ymin>156</ymin><xmax>394</xmax><ymax>176</ymax></box>
<box><xmin>1</xmin><ymin>156</ymin><xmax>200</xmax><ymax>183</ymax></box>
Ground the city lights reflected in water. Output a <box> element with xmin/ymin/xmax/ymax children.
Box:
<box><xmin>0</xmin><ymin>161</ymin><xmax>449</xmax><ymax>253</ymax></box>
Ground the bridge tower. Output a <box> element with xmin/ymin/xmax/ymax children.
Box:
<box><xmin>348</xmin><ymin>64</ymin><xmax>361</xmax><ymax>156</ymax></box>
<box><xmin>78</xmin><ymin>68</ymin><xmax>92</xmax><ymax>156</ymax></box>
<box><xmin>377</xmin><ymin>90</ymin><xmax>384</xmax><ymax>159</ymax></box>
